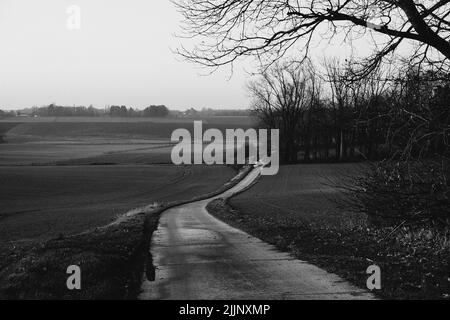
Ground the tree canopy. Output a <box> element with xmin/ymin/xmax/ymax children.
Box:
<box><xmin>175</xmin><ymin>0</ymin><xmax>450</xmax><ymax>74</ymax></box>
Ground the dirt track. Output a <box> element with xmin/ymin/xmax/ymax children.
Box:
<box><xmin>139</xmin><ymin>167</ymin><xmax>374</xmax><ymax>300</ymax></box>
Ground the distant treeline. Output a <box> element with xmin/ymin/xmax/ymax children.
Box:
<box><xmin>1</xmin><ymin>104</ymin><xmax>250</xmax><ymax>118</ymax></box>
<box><xmin>0</xmin><ymin>109</ymin><xmax>16</xmax><ymax>118</ymax></box>
<box><xmin>27</xmin><ymin>104</ymin><xmax>170</xmax><ymax>118</ymax></box>
<box><xmin>179</xmin><ymin>108</ymin><xmax>251</xmax><ymax>117</ymax></box>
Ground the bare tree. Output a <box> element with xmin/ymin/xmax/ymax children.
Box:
<box><xmin>249</xmin><ymin>62</ymin><xmax>314</xmax><ymax>162</ymax></box>
<box><xmin>324</xmin><ymin>59</ymin><xmax>351</xmax><ymax>160</ymax></box>
<box><xmin>325</xmin><ymin>58</ymin><xmax>391</xmax><ymax>159</ymax></box>
<box><xmin>174</xmin><ymin>0</ymin><xmax>450</xmax><ymax>75</ymax></box>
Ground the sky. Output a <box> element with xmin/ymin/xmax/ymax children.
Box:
<box><xmin>0</xmin><ymin>1</ymin><xmax>383</xmax><ymax>110</ymax></box>
<box><xmin>0</xmin><ymin>0</ymin><xmax>252</xmax><ymax>110</ymax></box>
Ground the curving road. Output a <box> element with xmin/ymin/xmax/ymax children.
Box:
<box><xmin>139</xmin><ymin>166</ymin><xmax>374</xmax><ymax>300</ymax></box>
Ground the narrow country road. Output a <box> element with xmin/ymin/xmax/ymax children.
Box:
<box><xmin>139</xmin><ymin>167</ymin><xmax>374</xmax><ymax>300</ymax></box>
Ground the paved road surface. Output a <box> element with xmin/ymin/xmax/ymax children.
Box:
<box><xmin>139</xmin><ymin>167</ymin><xmax>374</xmax><ymax>300</ymax></box>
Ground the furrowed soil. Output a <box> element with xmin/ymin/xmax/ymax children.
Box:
<box><xmin>0</xmin><ymin>117</ymin><xmax>255</xmax><ymax>165</ymax></box>
<box><xmin>0</xmin><ymin>116</ymin><xmax>251</xmax><ymax>299</ymax></box>
<box><xmin>0</xmin><ymin>165</ymin><xmax>235</xmax><ymax>242</ymax></box>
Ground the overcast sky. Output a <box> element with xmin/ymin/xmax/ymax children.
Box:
<box><xmin>0</xmin><ymin>1</ymin><xmax>378</xmax><ymax>110</ymax></box>
<box><xmin>0</xmin><ymin>0</ymin><xmax>255</xmax><ymax>110</ymax></box>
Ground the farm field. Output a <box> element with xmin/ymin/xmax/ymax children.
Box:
<box><xmin>0</xmin><ymin>116</ymin><xmax>254</xmax><ymax>243</ymax></box>
<box><xmin>1</xmin><ymin>116</ymin><xmax>256</xmax><ymax>141</ymax></box>
<box><xmin>0</xmin><ymin>142</ymin><xmax>174</xmax><ymax>165</ymax></box>
<box><xmin>0</xmin><ymin>116</ymin><xmax>256</xmax><ymax>165</ymax></box>
<box><xmin>230</xmin><ymin>163</ymin><xmax>367</xmax><ymax>229</ymax></box>
<box><xmin>0</xmin><ymin>164</ymin><xmax>235</xmax><ymax>242</ymax></box>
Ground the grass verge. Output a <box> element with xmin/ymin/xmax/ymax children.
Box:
<box><xmin>207</xmin><ymin>198</ymin><xmax>450</xmax><ymax>300</ymax></box>
<box><xmin>0</xmin><ymin>210</ymin><xmax>156</xmax><ymax>299</ymax></box>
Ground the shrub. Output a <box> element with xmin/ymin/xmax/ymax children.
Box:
<box><xmin>346</xmin><ymin>160</ymin><xmax>450</xmax><ymax>226</ymax></box>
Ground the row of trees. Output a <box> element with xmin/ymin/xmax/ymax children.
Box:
<box><xmin>9</xmin><ymin>105</ymin><xmax>248</xmax><ymax>118</ymax></box>
<box><xmin>109</xmin><ymin>105</ymin><xmax>169</xmax><ymax>117</ymax></box>
<box><xmin>31</xmin><ymin>104</ymin><xmax>101</xmax><ymax>117</ymax></box>
<box><xmin>28</xmin><ymin>104</ymin><xmax>170</xmax><ymax>118</ymax></box>
<box><xmin>0</xmin><ymin>110</ymin><xmax>16</xmax><ymax>118</ymax></box>
<box><xmin>250</xmin><ymin>60</ymin><xmax>450</xmax><ymax>164</ymax></box>
<box><xmin>250</xmin><ymin>59</ymin><xmax>450</xmax><ymax>225</ymax></box>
